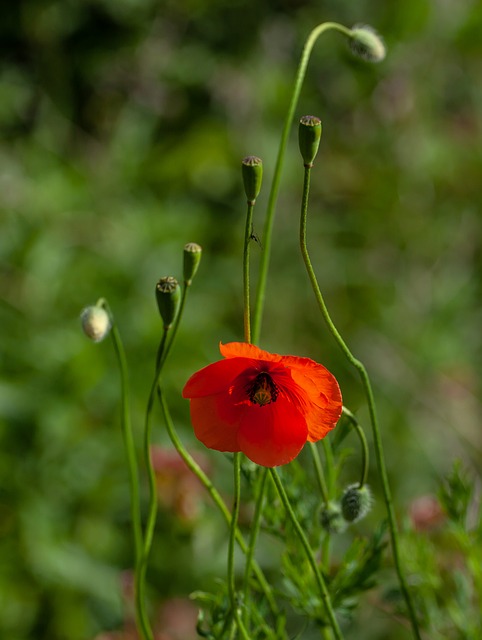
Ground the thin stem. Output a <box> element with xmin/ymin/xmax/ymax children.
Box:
<box><xmin>157</xmin><ymin>390</ymin><xmax>281</xmax><ymax>625</ymax></box>
<box><xmin>99</xmin><ymin>300</ymin><xmax>143</xmax><ymax>635</ymax></box>
<box><xmin>243</xmin><ymin>201</ymin><xmax>255</xmax><ymax>344</ymax></box>
<box><xmin>269</xmin><ymin>468</ymin><xmax>344</xmax><ymax>640</ymax></box>
<box><xmin>321</xmin><ymin>438</ymin><xmax>335</xmax><ymax>568</ymax></box>
<box><xmin>136</xmin><ymin>328</ymin><xmax>170</xmax><ymax>640</ymax></box>
<box><xmin>227</xmin><ymin>453</ymin><xmax>251</xmax><ymax>640</ymax></box>
<box><xmin>252</xmin><ymin>21</ymin><xmax>352</xmax><ymax>344</ymax></box>
<box><xmin>342</xmin><ymin>406</ymin><xmax>370</xmax><ymax>487</ymax></box>
<box><xmin>242</xmin><ymin>467</ymin><xmax>268</xmax><ymax>625</ymax></box>
<box><xmin>161</xmin><ymin>284</ymin><xmax>190</xmax><ymax>369</ymax></box>
<box><xmin>309</xmin><ymin>443</ymin><xmax>330</xmax><ymax>504</ymax></box>
<box><xmin>299</xmin><ymin>165</ymin><xmax>422</xmax><ymax>639</ymax></box>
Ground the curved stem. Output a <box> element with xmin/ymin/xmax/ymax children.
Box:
<box><xmin>342</xmin><ymin>406</ymin><xmax>370</xmax><ymax>487</ymax></box>
<box><xmin>251</xmin><ymin>21</ymin><xmax>352</xmax><ymax>344</ymax></box>
<box><xmin>99</xmin><ymin>300</ymin><xmax>143</xmax><ymax>635</ymax></box>
<box><xmin>299</xmin><ymin>164</ymin><xmax>422</xmax><ymax>639</ymax></box>
<box><xmin>309</xmin><ymin>442</ymin><xmax>330</xmax><ymax>504</ymax></box>
<box><xmin>269</xmin><ymin>469</ymin><xmax>344</xmax><ymax>640</ymax></box>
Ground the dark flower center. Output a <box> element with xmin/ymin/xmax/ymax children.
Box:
<box><xmin>246</xmin><ymin>372</ymin><xmax>279</xmax><ymax>407</ymax></box>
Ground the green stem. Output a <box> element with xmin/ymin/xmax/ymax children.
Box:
<box><xmin>136</xmin><ymin>328</ymin><xmax>170</xmax><ymax>640</ymax></box>
<box><xmin>269</xmin><ymin>469</ymin><xmax>344</xmax><ymax>640</ymax></box>
<box><xmin>251</xmin><ymin>21</ymin><xmax>352</xmax><ymax>344</ymax></box>
<box><xmin>99</xmin><ymin>300</ymin><xmax>143</xmax><ymax>635</ymax></box>
<box><xmin>242</xmin><ymin>467</ymin><xmax>268</xmax><ymax>625</ymax></box>
<box><xmin>299</xmin><ymin>165</ymin><xmax>422</xmax><ymax>639</ymax></box>
<box><xmin>243</xmin><ymin>201</ymin><xmax>255</xmax><ymax>344</ymax></box>
<box><xmin>342</xmin><ymin>406</ymin><xmax>370</xmax><ymax>487</ymax></box>
<box><xmin>309</xmin><ymin>443</ymin><xmax>330</xmax><ymax>504</ymax></box>
<box><xmin>157</xmin><ymin>390</ymin><xmax>281</xmax><ymax>625</ymax></box>
<box><xmin>227</xmin><ymin>453</ymin><xmax>250</xmax><ymax>640</ymax></box>
<box><xmin>321</xmin><ymin>438</ymin><xmax>335</xmax><ymax>568</ymax></box>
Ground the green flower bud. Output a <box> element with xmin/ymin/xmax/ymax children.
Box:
<box><xmin>341</xmin><ymin>484</ymin><xmax>373</xmax><ymax>523</ymax></box>
<box><xmin>183</xmin><ymin>242</ymin><xmax>202</xmax><ymax>285</ymax></box>
<box><xmin>320</xmin><ymin>501</ymin><xmax>347</xmax><ymax>534</ymax></box>
<box><xmin>298</xmin><ymin>116</ymin><xmax>322</xmax><ymax>167</ymax></box>
<box><xmin>80</xmin><ymin>306</ymin><xmax>111</xmax><ymax>343</ymax></box>
<box><xmin>349</xmin><ymin>25</ymin><xmax>386</xmax><ymax>63</ymax></box>
<box><xmin>155</xmin><ymin>276</ymin><xmax>180</xmax><ymax>328</ymax></box>
<box><xmin>241</xmin><ymin>156</ymin><xmax>263</xmax><ymax>204</ymax></box>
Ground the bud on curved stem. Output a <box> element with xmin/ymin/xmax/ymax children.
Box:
<box><xmin>80</xmin><ymin>305</ymin><xmax>111</xmax><ymax>342</ymax></box>
<box><xmin>183</xmin><ymin>242</ymin><xmax>202</xmax><ymax>285</ymax></box>
<box><xmin>242</xmin><ymin>156</ymin><xmax>263</xmax><ymax>204</ymax></box>
<box><xmin>155</xmin><ymin>276</ymin><xmax>180</xmax><ymax>329</ymax></box>
<box><xmin>298</xmin><ymin>115</ymin><xmax>322</xmax><ymax>167</ymax></box>
<box><xmin>341</xmin><ymin>484</ymin><xmax>373</xmax><ymax>523</ymax></box>
<box><xmin>349</xmin><ymin>24</ymin><xmax>386</xmax><ymax>63</ymax></box>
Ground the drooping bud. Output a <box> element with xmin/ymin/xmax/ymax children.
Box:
<box><xmin>349</xmin><ymin>25</ymin><xmax>386</xmax><ymax>63</ymax></box>
<box><xmin>341</xmin><ymin>484</ymin><xmax>373</xmax><ymax>523</ymax></box>
<box><xmin>320</xmin><ymin>501</ymin><xmax>347</xmax><ymax>534</ymax></box>
<box><xmin>155</xmin><ymin>276</ymin><xmax>180</xmax><ymax>328</ymax></box>
<box><xmin>183</xmin><ymin>242</ymin><xmax>202</xmax><ymax>285</ymax></box>
<box><xmin>80</xmin><ymin>306</ymin><xmax>111</xmax><ymax>343</ymax></box>
<box><xmin>298</xmin><ymin>116</ymin><xmax>322</xmax><ymax>167</ymax></box>
<box><xmin>241</xmin><ymin>156</ymin><xmax>263</xmax><ymax>204</ymax></box>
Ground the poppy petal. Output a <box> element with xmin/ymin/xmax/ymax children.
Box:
<box><xmin>282</xmin><ymin>356</ymin><xmax>342</xmax><ymax>441</ymax></box>
<box><xmin>183</xmin><ymin>358</ymin><xmax>252</xmax><ymax>398</ymax></box>
<box><xmin>220</xmin><ymin>342</ymin><xmax>283</xmax><ymax>363</ymax></box>
<box><xmin>189</xmin><ymin>393</ymin><xmax>243</xmax><ymax>452</ymax></box>
<box><xmin>237</xmin><ymin>397</ymin><xmax>308</xmax><ymax>467</ymax></box>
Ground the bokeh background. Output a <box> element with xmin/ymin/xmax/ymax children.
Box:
<box><xmin>1</xmin><ymin>0</ymin><xmax>481</xmax><ymax>638</ymax></box>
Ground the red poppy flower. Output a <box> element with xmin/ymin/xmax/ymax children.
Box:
<box><xmin>182</xmin><ymin>342</ymin><xmax>342</xmax><ymax>467</ymax></box>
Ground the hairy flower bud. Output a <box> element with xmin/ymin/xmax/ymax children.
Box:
<box><xmin>241</xmin><ymin>156</ymin><xmax>263</xmax><ymax>204</ymax></box>
<box><xmin>341</xmin><ymin>484</ymin><xmax>373</xmax><ymax>523</ymax></box>
<box><xmin>298</xmin><ymin>115</ymin><xmax>322</xmax><ymax>167</ymax></box>
<box><xmin>349</xmin><ymin>25</ymin><xmax>386</xmax><ymax>63</ymax></box>
<box><xmin>155</xmin><ymin>276</ymin><xmax>180</xmax><ymax>328</ymax></box>
<box><xmin>320</xmin><ymin>501</ymin><xmax>347</xmax><ymax>534</ymax></box>
<box><xmin>183</xmin><ymin>242</ymin><xmax>202</xmax><ymax>285</ymax></box>
<box><xmin>81</xmin><ymin>306</ymin><xmax>111</xmax><ymax>343</ymax></box>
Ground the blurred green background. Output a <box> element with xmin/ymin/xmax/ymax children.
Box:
<box><xmin>1</xmin><ymin>0</ymin><xmax>481</xmax><ymax>638</ymax></box>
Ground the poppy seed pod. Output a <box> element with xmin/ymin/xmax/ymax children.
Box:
<box><xmin>81</xmin><ymin>306</ymin><xmax>111</xmax><ymax>342</ymax></box>
<box><xmin>349</xmin><ymin>25</ymin><xmax>386</xmax><ymax>63</ymax></box>
<box><xmin>183</xmin><ymin>242</ymin><xmax>202</xmax><ymax>285</ymax></box>
<box><xmin>320</xmin><ymin>501</ymin><xmax>347</xmax><ymax>534</ymax></box>
<box><xmin>341</xmin><ymin>484</ymin><xmax>373</xmax><ymax>523</ymax></box>
<box><xmin>156</xmin><ymin>276</ymin><xmax>180</xmax><ymax>328</ymax></box>
<box><xmin>242</xmin><ymin>156</ymin><xmax>263</xmax><ymax>204</ymax></box>
<box><xmin>298</xmin><ymin>116</ymin><xmax>322</xmax><ymax>167</ymax></box>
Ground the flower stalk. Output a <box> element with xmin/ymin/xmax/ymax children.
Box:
<box><xmin>299</xmin><ymin>158</ymin><xmax>422</xmax><ymax>639</ymax></box>
<box><xmin>252</xmin><ymin>21</ymin><xmax>353</xmax><ymax>344</ymax></box>
<box><xmin>269</xmin><ymin>468</ymin><xmax>344</xmax><ymax>640</ymax></box>
<box><xmin>99</xmin><ymin>299</ymin><xmax>143</xmax><ymax>637</ymax></box>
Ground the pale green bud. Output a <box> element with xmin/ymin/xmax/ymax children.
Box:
<box><xmin>81</xmin><ymin>306</ymin><xmax>111</xmax><ymax>343</ymax></box>
<box><xmin>341</xmin><ymin>484</ymin><xmax>373</xmax><ymax>523</ymax></box>
<box><xmin>320</xmin><ymin>501</ymin><xmax>347</xmax><ymax>534</ymax></box>
<box><xmin>349</xmin><ymin>25</ymin><xmax>386</xmax><ymax>63</ymax></box>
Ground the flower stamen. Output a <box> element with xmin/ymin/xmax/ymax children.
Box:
<box><xmin>246</xmin><ymin>372</ymin><xmax>279</xmax><ymax>407</ymax></box>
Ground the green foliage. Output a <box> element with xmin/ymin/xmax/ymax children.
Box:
<box><xmin>401</xmin><ymin>462</ymin><xmax>481</xmax><ymax>639</ymax></box>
